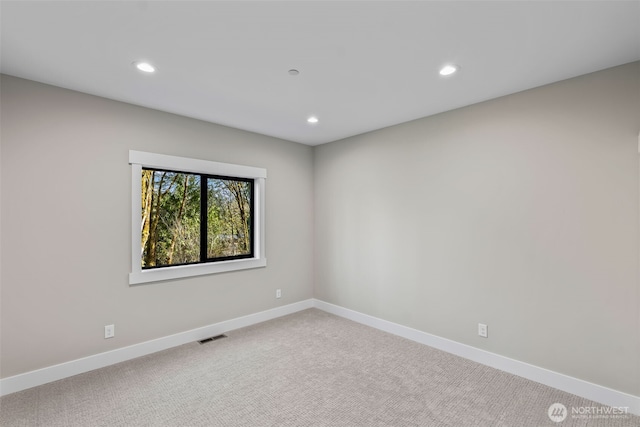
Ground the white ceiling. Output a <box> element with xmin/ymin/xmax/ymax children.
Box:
<box><xmin>1</xmin><ymin>1</ymin><xmax>639</xmax><ymax>146</ymax></box>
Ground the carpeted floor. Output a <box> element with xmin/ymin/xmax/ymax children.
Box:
<box><xmin>0</xmin><ymin>309</ymin><xmax>638</xmax><ymax>427</ymax></box>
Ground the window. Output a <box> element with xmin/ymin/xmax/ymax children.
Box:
<box><xmin>130</xmin><ymin>151</ymin><xmax>266</xmax><ymax>284</ymax></box>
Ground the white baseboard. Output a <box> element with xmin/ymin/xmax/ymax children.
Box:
<box><xmin>0</xmin><ymin>299</ymin><xmax>314</xmax><ymax>396</ymax></box>
<box><xmin>312</xmin><ymin>299</ymin><xmax>640</xmax><ymax>416</ymax></box>
<box><xmin>2</xmin><ymin>297</ymin><xmax>638</xmax><ymax>417</ymax></box>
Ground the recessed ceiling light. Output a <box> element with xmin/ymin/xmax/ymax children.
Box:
<box><xmin>439</xmin><ymin>64</ymin><xmax>458</xmax><ymax>76</ymax></box>
<box><xmin>288</xmin><ymin>69</ymin><xmax>300</xmax><ymax>76</ymax></box>
<box><xmin>134</xmin><ymin>61</ymin><xmax>156</xmax><ymax>73</ymax></box>
<box><xmin>307</xmin><ymin>116</ymin><xmax>319</xmax><ymax>124</ymax></box>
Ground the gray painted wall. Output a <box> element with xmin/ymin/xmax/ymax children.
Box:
<box><xmin>2</xmin><ymin>62</ymin><xmax>639</xmax><ymax>397</ymax></box>
<box><xmin>0</xmin><ymin>75</ymin><xmax>314</xmax><ymax>377</ymax></box>
<box><xmin>314</xmin><ymin>62</ymin><xmax>640</xmax><ymax>395</ymax></box>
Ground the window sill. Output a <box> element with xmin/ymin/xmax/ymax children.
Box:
<box><xmin>129</xmin><ymin>257</ymin><xmax>267</xmax><ymax>285</ymax></box>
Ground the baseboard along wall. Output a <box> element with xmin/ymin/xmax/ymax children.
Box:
<box><xmin>0</xmin><ymin>299</ymin><xmax>314</xmax><ymax>397</ymax></box>
<box><xmin>312</xmin><ymin>300</ymin><xmax>640</xmax><ymax>416</ymax></box>
<box><xmin>1</xmin><ymin>298</ymin><xmax>638</xmax><ymax>415</ymax></box>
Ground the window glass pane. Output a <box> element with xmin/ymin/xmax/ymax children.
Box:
<box><xmin>207</xmin><ymin>178</ymin><xmax>252</xmax><ymax>259</ymax></box>
<box><xmin>141</xmin><ymin>169</ymin><xmax>201</xmax><ymax>268</ymax></box>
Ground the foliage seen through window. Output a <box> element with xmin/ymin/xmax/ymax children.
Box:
<box><xmin>141</xmin><ymin>168</ymin><xmax>253</xmax><ymax>269</ymax></box>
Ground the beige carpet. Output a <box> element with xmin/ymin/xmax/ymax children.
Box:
<box><xmin>1</xmin><ymin>309</ymin><xmax>638</xmax><ymax>427</ymax></box>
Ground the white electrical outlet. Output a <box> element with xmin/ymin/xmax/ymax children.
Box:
<box><xmin>478</xmin><ymin>323</ymin><xmax>488</xmax><ymax>338</ymax></box>
<box><xmin>276</xmin><ymin>289</ymin><xmax>282</xmax><ymax>299</ymax></box>
<box><xmin>105</xmin><ymin>324</ymin><xmax>115</xmax><ymax>339</ymax></box>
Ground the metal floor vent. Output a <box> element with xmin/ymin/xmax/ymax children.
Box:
<box><xmin>198</xmin><ymin>334</ymin><xmax>227</xmax><ymax>344</ymax></box>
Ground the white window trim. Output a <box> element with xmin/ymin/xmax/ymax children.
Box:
<box><xmin>129</xmin><ymin>150</ymin><xmax>266</xmax><ymax>285</ymax></box>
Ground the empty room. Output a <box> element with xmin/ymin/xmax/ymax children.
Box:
<box><xmin>1</xmin><ymin>1</ymin><xmax>639</xmax><ymax>426</ymax></box>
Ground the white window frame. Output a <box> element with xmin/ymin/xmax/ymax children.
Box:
<box><xmin>129</xmin><ymin>150</ymin><xmax>266</xmax><ymax>285</ymax></box>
